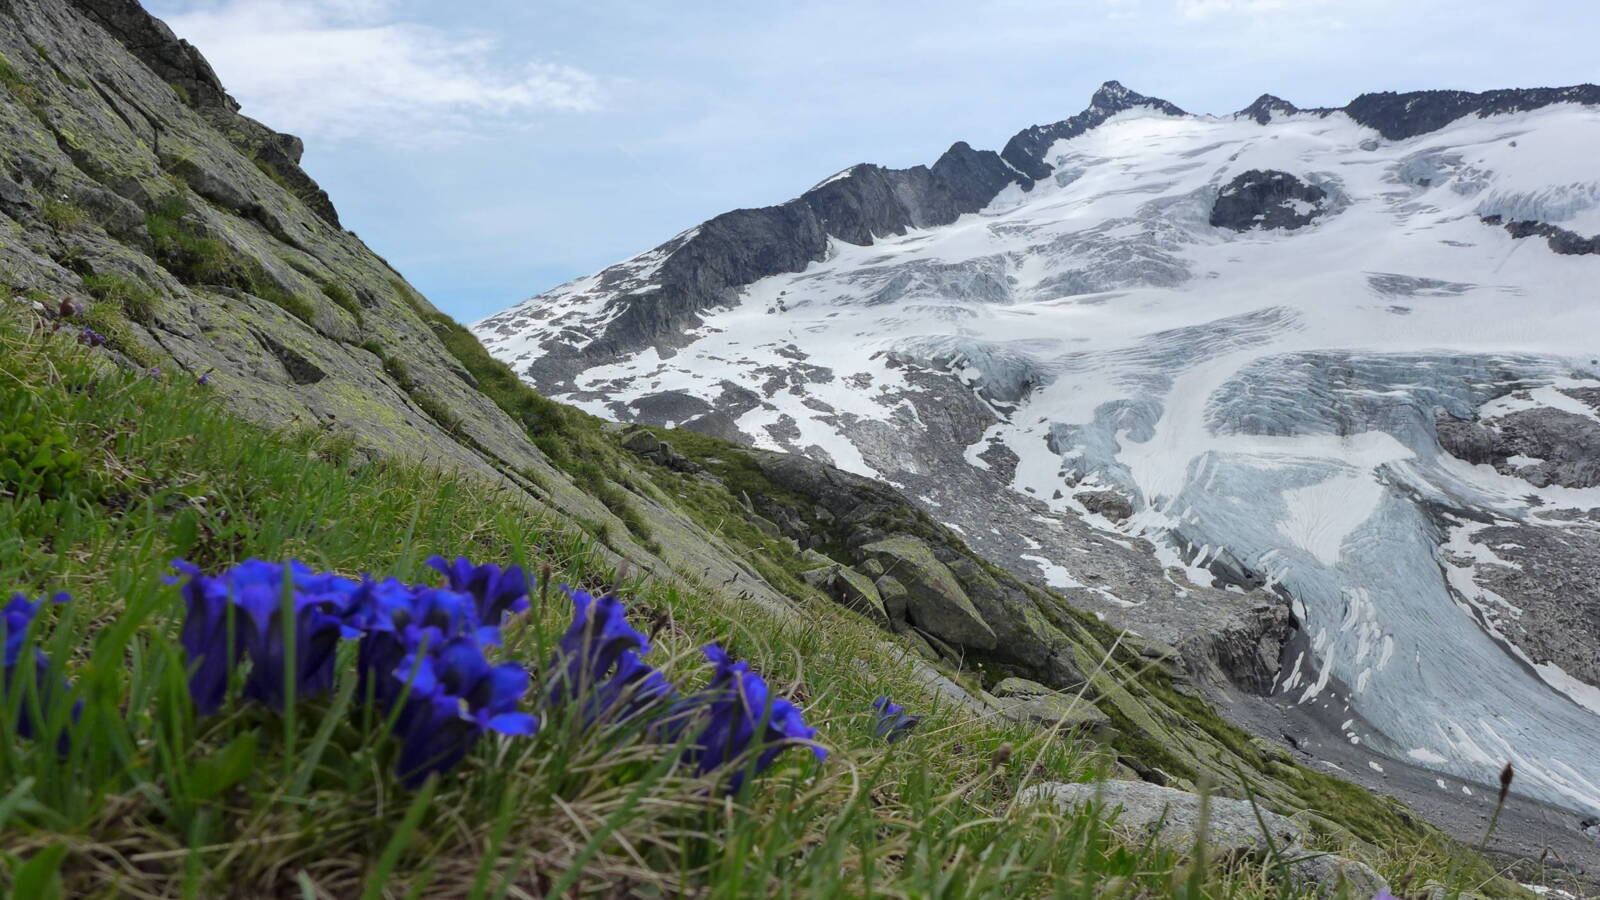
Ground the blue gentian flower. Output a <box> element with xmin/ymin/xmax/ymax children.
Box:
<box><xmin>541</xmin><ymin>586</ymin><xmax>676</xmax><ymax>728</ymax></box>
<box><xmin>173</xmin><ymin>559</ymin><xmax>360</xmax><ymax>714</ymax></box>
<box><xmin>545</xmin><ymin>587</ymin><xmax>652</xmax><ymax>708</ymax></box>
<box><xmin>426</xmin><ymin>556</ymin><xmax>530</xmax><ymax>626</ymax></box>
<box><xmin>3</xmin><ymin>592</ymin><xmax>75</xmax><ymax>742</ymax></box>
<box><xmin>871</xmin><ymin>695</ymin><xmax>920</xmax><ymax>743</ymax></box>
<box><xmin>681</xmin><ymin>645</ymin><xmax>823</xmax><ymax>793</ymax></box>
<box><xmin>392</xmin><ymin>636</ymin><xmax>536</xmax><ymax>785</ymax></box>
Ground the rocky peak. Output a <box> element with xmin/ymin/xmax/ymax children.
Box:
<box><xmin>1236</xmin><ymin>93</ymin><xmax>1299</xmax><ymax>124</ymax></box>
<box><xmin>1000</xmin><ymin>81</ymin><xmax>1186</xmax><ymax>182</ymax></box>
<box><xmin>1089</xmin><ymin>79</ymin><xmax>1185</xmax><ymax>117</ymax></box>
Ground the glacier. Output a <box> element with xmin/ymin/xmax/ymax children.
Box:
<box><xmin>478</xmin><ymin>92</ymin><xmax>1600</xmax><ymax>815</ymax></box>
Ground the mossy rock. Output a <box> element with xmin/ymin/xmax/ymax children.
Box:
<box><xmin>861</xmin><ymin>535</ymin><xmax>996</xmax><ymax>649</ymax></box>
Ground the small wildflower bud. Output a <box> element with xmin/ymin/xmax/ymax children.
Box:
<box><xmin>1498</xmin><ymin>762</ymin><xmax>1514</xmax><ymax>803</ymax></box>
<box><xmin>58</xmin><ymin>297</ymin><xmax>82</xmax><ymax>318</ymax></box>
<box><xmin>990</xmin><ymin>742</ymin><xmax>1013</xmax><ymax>769</ymax></box>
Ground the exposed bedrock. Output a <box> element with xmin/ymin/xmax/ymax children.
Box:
<box><xmin>1482</xmin><ymin>214</ymin><xmax>1600</xmax><ymax>256</ymax></box>
<box><xmin>1209</xmin><ymin>170</ymin><xmax>1330</xmax><ymax>231</ymax></box>
<box><xmin>1437</xmin><ymin>404</ymin><xmax>1600</xmax><ymax>488</ymax></box>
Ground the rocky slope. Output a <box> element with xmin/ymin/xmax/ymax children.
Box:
<box><xmin>476</xmin><ymin>73</ymin><xmax>1600</xmax><ymax>855</ymax></box>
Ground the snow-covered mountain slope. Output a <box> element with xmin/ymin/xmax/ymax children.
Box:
<box><xmin>478</xmin><ymin>83</ymin><xmax>1600</xmax><ymax>815</ymax></box>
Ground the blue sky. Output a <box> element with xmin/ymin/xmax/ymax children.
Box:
<box><xmin>147</xmin><ymin>0</ymin><xmax>1600</xmax><ymax>323</ymax></box>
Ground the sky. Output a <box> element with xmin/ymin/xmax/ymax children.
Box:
<box><xmin>145</xmin><ymin>0</ymin><xmax>1600</xmax><ymax>323</ymax></box>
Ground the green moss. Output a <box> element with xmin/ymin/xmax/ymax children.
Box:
<box><xmin>145</xmin><ymin>192</ymin><xmax>315</xmax><ymax>324</ymax></box>
<box><xmin>146</xmin><ymin>193</ymin><xmax>235</xmax><ymax>285</ymax></box>
<box><xmin>41</xmin><ymin>197</ymin><xmax>86</xmax><ymax>232</ymax></box>
<box><xmin>319</xmin><ymin>280</ymin><xmax>362</xmax><ymax>324</ymax></box>
<box><xmin>0</xmin><ymin>51</ymin><xmax>40</xmax><ymax>105</ymax></box>
<box><xmin>82</xmin><ymin>272</ymin><xmax>158</xmax><ymax>324</ymax></box>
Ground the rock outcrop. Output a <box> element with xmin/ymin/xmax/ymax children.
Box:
<box><xmin>1482</xmin><ymin>214</ymin><xmax>1600</xmax><ymax>256</ymax></box>
<box><xmin>1438</xmin><ymin>403</ymin><xmax>1600</xmax><ymax>489</ymax></box>
<box><xmin>1209</xmin><ymin>170</ymin><xmax>1329</xmax><ymax>231</ymax></box>
<box><xmin>1019</xmin><ymin>780</ymin><xmax>1390</xmax><ymax>897</ymax></box>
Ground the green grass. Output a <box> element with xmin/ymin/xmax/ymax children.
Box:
<box><xmin>145</xmin><ymin>192</ymin><xmax>316</xmax><ymax>324</ymax></box>
<box><xmin>40</xmin><ymin>197</ymin><xmax>85</xmax><ymax>233</ymax></box>
<box><xmin>320</xmin><ymin>280</ymin><xmax>362</xmax><ymax>324</ymax></box>
<box><xmin>0</xmin><ymin>304</ymin><xmax>1350</xmax><ymax>900</ymax></box>
<box><xmin>146</xmin><ymin>193</ymin><xmax>235</xmax><ymax>286</ymax></box>
<box><xmin>81</xmin><ymin>272</ymin><xmax>158</xmax><ymax>324</ymax></box>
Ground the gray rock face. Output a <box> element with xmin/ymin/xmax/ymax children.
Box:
<box><xmin>860</xmin><ymin>535</ymin><xmax>997</xmax><ymax>649</ymax></box>
<box><xmin>0</xmin><ymin>0</ymin><xmax>824</xmax><ymax>624</ymax></box>
<box><xmin>1341</xmin><ymin>84</ymin><xmax>1600</xmax><ymax>140</ymax></box>
<box><xmin>1452</xmin><ymin>518</ymin><xmax>1600</xmax><ymax>690</ymax></box>
<box><xmin>1209</xmin><ymin>170</ymin><xmax>1329</xmax><ymax>231</ymax></box>
<box><xmin>1437</xmin><ymin>400</ymin><xmax>1600</xmax><ymax>489</ymax></box>
<box><xmin>1017</xmin><ymin>780</ymin><xmax>1304</xmax><ymax>854</ymax></box>
<box><xmin>1483</xmin><ymin>214</ymin><xmax>1600</xmax><ymax>256</ymax></box>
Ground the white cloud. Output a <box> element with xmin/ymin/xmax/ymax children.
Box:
<box><xmin>1175</xmin><ymin>0</ymin><xmax>1331</xmax><ymax>18</ymax></box>
<box><xmin>159</xmin><ymin>0</ymin><xmax>604</xmax><ymax>142</ymax></box>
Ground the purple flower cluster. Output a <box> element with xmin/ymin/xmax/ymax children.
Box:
<box><xmin>77</xmin><ymin>327</ymin><xmax>107</xmax><ymax>348</ymax></box>
<box><xmin>8</xmin><ymin>558</ymin><xmax>825</xmax><ymax>793</ymax></box>
<box><xmin>2</xmin><ymin>592</ymin><xmax>74</xmax><ymax>742</ymax></box>
<box><xmin>871</xmin><ymin>695</ymin><xmax>921</xmax><ymax>743</ymax></box>
<box><xmin>543</xmin><ymin>586</ymin><xmax>822</xmax><ymax>792</ymax></box>
<box><xmin>173</xmin><ymin>556</ymin><xmax>536</xmax><ymax>785</ymax></box>
<box><xmin>680</xmin><ymin>645</ymin><xmax>823</xmax><ymax>792</ymax></box>
<box><xmin>544</xmin><ymin>587</ymin><xmax>675</xmax><ymax>726</ymax></box>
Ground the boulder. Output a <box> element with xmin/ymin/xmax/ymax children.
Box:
<box><xmin>1289</xmin><ymin>854</ymin><xmax>1391</xmax><ymax>899</ymax></box>
<box><xmin>993</xmin><ymin>676</ymin><xmax>1052</xmax><ymax>698</ymax></box>
<box><xmin>990</xmin><ymin>679</ymin><xmax>1111</xmax><ymax>735</ymax></box>
<box><xmin>620</xmin><ymin>429</ymin><xmax>661</xmax><ymax>455</ymax></box>
<box><xmin>875</xmin><ymin>574</ymin><xmax>909</xmax><ymax>624</ymax></box>
<box><xmin>1076</xmin><ymin>489</ymin><xmax>1134</xmax><ymax>522</ymax></box>
<box><xmin>831</xmin><ymin>566</ymin><xmax>889</xmax><ymax>627</ymax></box>
<box><xmin>801</xmin><ymin>548</ymin><xmax>834</xmax><ymax>568</ymax></box>
<box><xmin>861</xmin><ymin>535</ymin><xmax>996</xmax><ymax>649</ymax></box>
<box><xmin>1017</xmin><ymin>780</ymin><xmax>1304</xmax><ymax>855</ymax></box>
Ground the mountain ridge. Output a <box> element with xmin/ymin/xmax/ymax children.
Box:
<box><xmin>480</xmin><ymin>78</ymin><xmax>1600</xmax><ymax>392</ymax></box>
